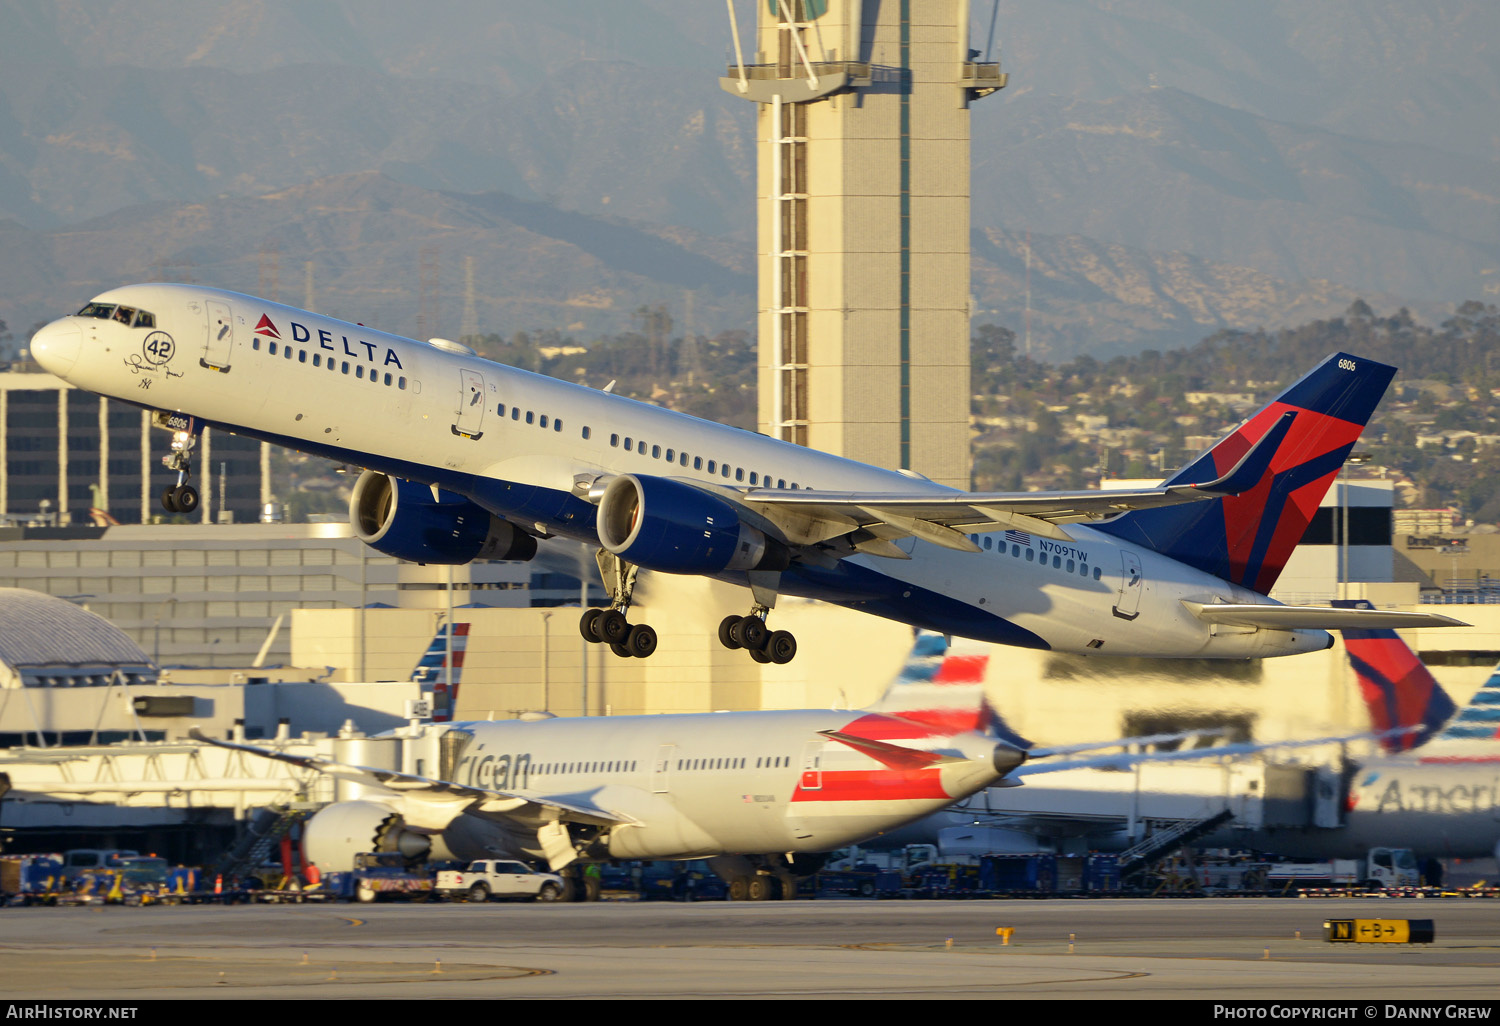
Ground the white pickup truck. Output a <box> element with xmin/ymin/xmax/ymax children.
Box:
<box><xmin>435</xmin><ymin>860</ymin><xmax>566</xmax><ymax>902</ymax></box>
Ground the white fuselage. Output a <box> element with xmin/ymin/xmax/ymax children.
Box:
<box><xmin>436</xmin><ymin>710</ymin><xmax>1007</xmax><ymax>862</ymax></box>
<box><xmin>31</xmin><ymin>283</ymin><xmax>1331</xmax><ymax>659</ymax></box>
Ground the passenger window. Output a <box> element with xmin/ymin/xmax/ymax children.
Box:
<box><xmin>252</xmin><ymin>338</ymin><xmax>260</xmax><ymax>351</ymax></box>
<box><xmin>694</xmin><ymin>457</ymin><xmax>703</xmax><ymax>470</ymax></box>
<box><xmin>722</xmin><ymin>464</ymin><xmax>731</xmax><ymax>478</ymax></box>
<box><xmin>356</xmin><ymin>364</ymin><xmax>364</xmax><ymax>378</ymax></box>
<box><xmin>1012</xmin><ymin>545</ymin><xmax>1020</xmax><ymax>557</ymax></box>
<box><xmin>1067</xmin><ymin>559</ymin><xmax>1075</xmax><ymax>573</ymax></box>
<box><xmin>624</xmin><ymin>438</ymin><xmax>633</xmax><ymax>451</ymax></box>
<box><xmin>1053</xmin><ymin>556</ymin><xmax>1061</xmax><ymax>569</ymax></box>
<box><xmin>269</xmin><ymin>342</ymin><xmax>278</xmax><ymax>355</ymax></box>
<box><xmin>1093</xmin><ymin>567</ymin><xmax>1102</xmax><ymax>580</ymax></box>
<box><xmin>680</xmin><ymin>452</ymin><xmax>689</xmax><ymax>466</ymax></box>
<box><xmin>511</xmin><ymin>408</ymin><xmax>519</xmax><ymax>420</ymax></box>
<box><xmin>285</xmin><ymin>346</ymin><xmax>294</xmax><ymax>359</ymax></box>
<box><xmin>610</xmin><ymin>434</ymin><xmax>619</xmax><ymax>447</ymax></box>
<box><xmin>707</xmin><ymin>460</ymin><xmax>716</xmax><ymax>473</ymax></box>
<box><xmin>539</xmin><ymin>414</ymin><xmax>548</xmax><ymax>428</ymax></box>
<box><xmin>652</xmin><ymin>445</ymin><xmax>660</xmax><ymax>459</ymax></box>
<box><xmin>555</xmin><ymin>419</ymin><xmax>563</xmax><ymax>432</ymax></box>
<box><xmin>312</xmin><ymin>353</ymin><xmax>319</xmax><ymax>366</ymax></box>
<box><xmin>666</xmin><ymin>449</ymin><xmax>675</xmax><ymax>462</ymax></box>
<box><xmin>983</xmin><ymin>537</ymin><xmax>992</xmax><ymax>550</ymax></box>
<box><xmin>341</xmin><ymin>361</ymin><xmax>349</xmax><ymax>373</ymax></box>
<box><xmin>582</xmin><ymin>426</ymin><xmax>591</xmax><ymax>440</ymax></box>
<box><xmin>778</xmin><ymin>479</ymin><xmax>785</xmax><ymax>488</ymax></box>
<box><xmin>749</xmin><ymin>472</ymin><xmax>758</xmax><ymax>485</ymax></box>
<box><xmin>298</xmin><ymin>350</ymin><xmax>307</xmax><ymax>363</ymax></box>
<box><xmin>1026</xmin><ymin>550</ymin><xmax>1034</xmax><ymax>562</ymax></box>
<box><xmin>526</xmin><ymin>411</ymin><xmax>534</xmax><ymax>424</ymax></box>
<box><xmin>735</xmin><ymin>468</ymin><xmax>744</xmax><ymax>482</ymax></box>
<box><xmin>498</xmin><ymin>403</ymin><xmax>505</xmax><ymax>416</ymax></box>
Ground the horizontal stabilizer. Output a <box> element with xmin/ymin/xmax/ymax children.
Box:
<box><xmin>1183</xmin><ymin>602</ymin><xmax>1467</xmax><ymax>631</ymax></box>
<box><xmin>818</xmin><ymin>729</ymin><xmax>965</xmax><ymax>769</ymax></box>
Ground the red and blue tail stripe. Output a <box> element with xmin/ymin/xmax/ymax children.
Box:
<box><xmin>1335</xmin><ymin>600</ymin><xmax>1455</xmax><ymax>753</ymax></box>
<box><xmin>1095</xmin><ymin>352</ymin><xmax>1395</xmax><ymax>593</ymax></box>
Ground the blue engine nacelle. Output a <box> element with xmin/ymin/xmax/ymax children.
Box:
<box><xmin>596</xmin><ymin>473</ymin><xmax>789</xmax><ymax>575</ymax></box>
<box><xmin>349</xmin><ymin>471</ymin><xmax>537</xmax><ymax>565</ymax></box>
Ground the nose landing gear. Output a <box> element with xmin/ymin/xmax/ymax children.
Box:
<box><xmin>158</xmin><ymin>424</ymin><xmax>199</xmax><ymax>514</ymax></box>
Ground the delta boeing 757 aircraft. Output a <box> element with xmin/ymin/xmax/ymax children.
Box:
<box><xmin>30</xmin><ymin>284</ymin><xmax>1462</xmax><ymax>663</ymax></box>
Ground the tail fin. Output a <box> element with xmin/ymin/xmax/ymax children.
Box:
<box><xmin>1335</xmin><ymin>599</ymin><xmax>1455</xmax><ymax>754</ymax></box>
<box><xmin>1095</xmin><ymin>352</ymin><xmax>1395</xmax><ymax>593</ymax></box>
<box><xmin>867</xmin><ymin>631</ymin><xmax>1023</xmax><ymax>741</ymax></box>
<box><xmin>411</xmin><ymin>619</ymin><xmax>469</xmax><ymax>722</ymax></box>
<box><xmin>1428</xmin><ymin>662</ymin><xmax>1500</xmax><ymax>748</ymax></box>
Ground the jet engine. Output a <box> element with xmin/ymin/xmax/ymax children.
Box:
<box><xmin>349</xmin><ymin>470</ymin><xmax>537</xmax><ymax>565</ymax></box>
<box><xmin>596</xmin><ymin>474</ymin><xmax>790</xmax><ymax>575</ymax></box>
<box><xmin>302</xmin><ymin>799</ymin><xmax>433</xmax><ymax>872</ymax></box>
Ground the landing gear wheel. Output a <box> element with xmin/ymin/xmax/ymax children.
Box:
<box><xmin>160</xmin><ymin>487</ymin><xmax>180</xmax><ymax>514</ymax></box>
<box><xmin>718</xmin><ymin>615</ymin><xmax>742</xmax><ymax>650</ymax></box>
<box><xmin>727</xmin><ymin>876</ymin><xmax>750</xmax><ymax>901</ymax></box>
<box><xmin>748</xmin><ymin>648</ymin><xmax>771</xmax><ymax>664</ymax></box>
<box><xmin>579</xmin><ymin>608</ymin><xmax>603</xmax><ymax>642</ymax></box>
<box><xmin>625</xmin><ymin>623</ymin><xmax>658</xmax><ymax>658</ymax></box>
<box><xmin>174</xmin><ymin>485</ymin><xmax>199</xmax><ymax>514</ymax></box>
<box><xmin>747</xmin><ymin>876</ymin><xmax>772</xmax><ymax>901</ymax></box>
<box><xmin>766</xmin><ymin>630</ymin><xmax>797</xmax><ymax>664</ymax></box>
<box><xmin>610</xmin><ymin>642</ymin><xmax>633</xmax><ymax>659</ymax></box>
<box><xmin>582</xmin><ymin>876</ymin><xmax>601</xmax><ymax>902</ymax></box>
<box><xmin>597</xmin><ymin>609</ymin><xmax>630</xmax><ymax>645</ymax></box>
<box><xmin>737</xmin><ymin>616</ymin><xmax>768</xmax><ymax>651</ymax></box>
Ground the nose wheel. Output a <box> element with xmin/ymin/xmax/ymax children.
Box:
<box><xmin>158</xmin><ymin>424</ymin><xmax>199</xmax><ymax>515</ymax></box>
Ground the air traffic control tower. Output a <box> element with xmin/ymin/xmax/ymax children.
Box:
<box><xmin>722</xmin><ymin>1</ymin><xmax>1004</xmax><ymax>489</ymax></box>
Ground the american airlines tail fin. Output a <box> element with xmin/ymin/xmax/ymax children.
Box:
<box><xmin>410</xmin><ymin>619</ymin><xmax>469</xmax><ymax>723</ymax></box>
<box><xmin>866</xmin><ymin>632</ymin><xmax>1021</xmax><ymax>741</ymax></box>
<box><xmin>1335</xmin><ymin>599</ymin><xmax>1456</xmax><ymax>754</ymax></box>
<box><xmin>1095</xmin><ymin>352</ymin><xmax>1395</xmax><ymax>594</ymax></box>
<box><xmin>1426</xmin><ymin>660</ymin><xmax>1500</xmax><ymax>754</ymax></box>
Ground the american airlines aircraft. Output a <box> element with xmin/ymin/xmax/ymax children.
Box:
<box><xmin>29</xmin><ymin>284</ymin><xmax>1461</xmax><ymax>663</ymax></box>
<box><xmin>192</xmin><ymin>632</ymin><xmax>1027</xmax><ymax>899</ymax></box>
<box><xmin>902</xmin><ymin>603</ymin><xmax>1500</xmax><ymax>865</ymax></box>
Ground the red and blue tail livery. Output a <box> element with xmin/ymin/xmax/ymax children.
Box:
<box><xmin>1098</xmin><ymin>352</ymin><xmax>1396</xmax><ymax>594</ymax></box>
<box><xmin>1335</xmin><ymin>599</ymin><xmax>1456</xmax><ymax>754</ymax></box>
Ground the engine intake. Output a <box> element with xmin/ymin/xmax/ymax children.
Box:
<box><xmin>349</xmin><ymin>470</ymin><xmax>537</xmax><ymax>565</ymax></box>
<box><xmin>303</xmin><ymin>799</ymin><xmax>432</xmax><ymax>872</ymax></box>
<box><xmin>597</xmin><ymin>474</ymin><xmax>789</xmax><ymax>575</ymax></box>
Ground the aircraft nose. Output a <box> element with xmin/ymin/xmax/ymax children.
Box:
<box><xmin>31</xmin><ymin>320</ymin><xmax>81</xmax><ymax>377</ymax></box>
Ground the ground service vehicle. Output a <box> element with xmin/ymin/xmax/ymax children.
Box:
<box><xmin>436</xmin><ymin>859</ymin><xmax>565</xmax><ymax>902</ymax></box>
<box><xmin>1265</xmin><ymin>847</ymin><xmax>1420</xmax><ymax>890</ymax></box>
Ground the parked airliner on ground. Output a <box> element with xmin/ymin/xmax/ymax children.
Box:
<box><xmin>193</xmin><ymin>632</ymin><xmax>1027</xmax><ymax>899</ymax></box>
<box><xmin>30</xmin><ymin>284</ymin><xmax>1461</xmax><ymax>663</ymax></box>
<box><xmin>899</xmin><ymin>602</ymin><xmax>1500</xmax><ymax>864</ymax></box>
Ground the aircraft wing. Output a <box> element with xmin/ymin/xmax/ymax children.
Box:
<box><xmin>1182</xmin><ymin>603</ymin><xmax>1468</xmax><ymax>631</ymax></box>
<box><xmin>187</xmin><ymin>729</ymin><xmax>637</xmax><ymax>827</ymax></box>
<box><xmin>741</xmin><ymin>412</ymin><xmax>1294</xmax><ymax>550</ymax></box>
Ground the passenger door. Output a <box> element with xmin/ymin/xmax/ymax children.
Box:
<box><xmin>1112</xmin><ymin>550</ymin><xmax>1143</xmax><ymax>621</ymax></box>
<box><xmin>201</xmin><ymin>301</ymin><xmax>234</xmax><ymax>372</ymax></box>
<box><xmin>454</xmin><ymin>369</ymin><xmax>486</xmax><ymax>439</ymax></box>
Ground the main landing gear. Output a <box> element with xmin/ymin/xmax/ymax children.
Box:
<box><xmin>717</xmin><ymin>608</ymin><xmax>797</xmax><ymax>665</ymax></box>
<box><xmin>159</xmin><ymin>426</ymin><xmax>199</xmax><ymax>515</ymax></box>
<box><xmin>577</xmin><ymin>553</ymin><xmax>799</xmax><ymax>663</ymax></box>
<box><xmin>579</xmin><ymin>550</ymin><xmax>658</xmax><ymax>659</ymax></box>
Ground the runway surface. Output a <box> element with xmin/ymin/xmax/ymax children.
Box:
<box><xmin>2</xmin><ymin>897</ymin><xmax>1498</xmax><ymax>1000</ymax></box>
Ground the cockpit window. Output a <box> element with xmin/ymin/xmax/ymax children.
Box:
<box><xmin>75</xmin><ymin>302</ymin><xmax>154</xmax><ymax>327</ymax></box>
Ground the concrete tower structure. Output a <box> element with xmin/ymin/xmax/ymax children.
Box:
<box><xmin>723</xmin><ymin>1</ymin><xmax>1004</xmax><ymax>489</ymax></box>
